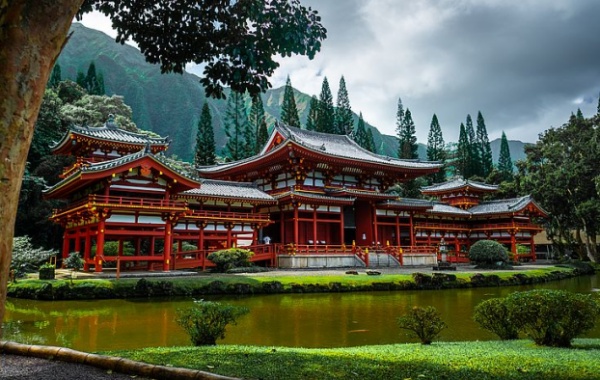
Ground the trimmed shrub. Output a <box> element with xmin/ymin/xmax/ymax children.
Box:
<box><xmin>176</xmin><ymin>301</ymin><xmax>249</xmax><ymax>345</ymax></box>
<box><xmin>469</xmin><ymin>240</ymin><xmax>509</xmax><ymax>265</ymax></box>
<box><xmin>397</xmin><ymin>306</ymin><xmax>447</xmax><ymax>345</ymax></box>
<box><xmin>38</xmin><ymin>263</ymin><xmax>56</xmax><ymax>280</ymax></box>
<box><xmin>473</xmin><ymin>297</ymin><xmax>520</xmax><ymax>340</ymax></box>
<box><xmin>207</xmin><ymin>248</ymin><xmax>254</xmax><ymax>272</ymax></box>
<box><xmin>506</xmin><ymin>289</ymin><xmax>600</xmax><ymax>347</ymax></box>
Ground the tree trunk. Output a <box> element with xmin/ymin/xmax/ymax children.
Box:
<box><xmin>0</xmin><ymin>0</ymin><xmax>84</xmax><ymax>337</ymax></box>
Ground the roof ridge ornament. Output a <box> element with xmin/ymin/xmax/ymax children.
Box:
<box><xmin>105</xmin><ymin>114</ymin><xmax>118</xmax><ymax>130</ymax></box>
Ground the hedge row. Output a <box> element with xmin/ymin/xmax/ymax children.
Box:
<box><xmin>6</xmin><ymin>263</ymin><xmax>595</xmax><ymax>301</ymax></box>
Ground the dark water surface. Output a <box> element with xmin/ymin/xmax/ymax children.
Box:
<box><xmin>4</xmin><ymin>274</ymin><xmax>598</xmax><ymax>351</ymax></box>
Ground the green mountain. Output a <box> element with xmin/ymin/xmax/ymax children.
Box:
<box><xmin>59</xmin><ymin>24</ymin><xmax>528</xmax><ymax>165</ymax></box>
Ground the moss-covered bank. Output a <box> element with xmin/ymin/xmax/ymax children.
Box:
<box><xmin>6</xmin><ymin>264</ymin><xmax>595</xmax><ymax>301</ymax></box>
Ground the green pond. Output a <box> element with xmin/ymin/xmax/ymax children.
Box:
<box><xmin>4</xmin><ymin>274</ymin><xmax>599</xmax><ymax>351</ymax></box>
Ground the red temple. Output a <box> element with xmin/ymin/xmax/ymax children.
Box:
<box><xmin>45</xmin><ymin>119</ymin><xmax>546</xmax><ymax>271</ymax></box>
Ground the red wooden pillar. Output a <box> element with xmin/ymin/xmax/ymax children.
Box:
<box><xmin>293</xmin><ymin>202</ymin><xmax>299</xmax><ymax>246</ymax></box>
<box><xmin>372</xmin><ymin>203</ymin><xmax>379</xmax><ymax>246</ymax></box>
<box><xmin>163</xmin><ymin>218</ymin><xmax>173</xmax><ymax>271</ymax></box>
<box><xmin>409</xmin><ymin>212</ymin><xmax>415</xmax><ymax>246</ymax></box>
<box><xmin>95</xmin><ymin>219</ymin><xmax>106</xmax><ymax>273</ymax></box>
<box><xmin>312</xmin><ymin>206</ymin><xmax>318</xmax><ymax>247</ymax></box>
<box><xmin>510</xmin><ymin>231</ymin><xmax>517</xmax><ymax>254</ymax></box>
<box><xmin>339</xmin><ymin>207</ymin><xmax>344</xmax><ymax>246</ymax></box>
<box><xmin>226</xmin><ymin>222</ymin><xmax>233</xmax><ymax>248</ymax></box>
<box><xmin>279</xmin><ymin>207</ymin><xmax>285</xmax><ymax>244</ymax></box>
<box><xmin>83</xmin><ymin>228</ymin><xmax>91</xmax><ymax>272</ymax></box>
<box><xmin>74</xmin><ymin>228</ymin><xmax>81</xmax><ymax>255</ymax></box>
<box><xmin>62</xmin><ymin>231</ymin><xmax>70</xmax><ymax>263</ymax></box>
<box><xmin>395</xmin><ymin>213</ymin><xmax>401</xmax><ymax>246</ymax></box>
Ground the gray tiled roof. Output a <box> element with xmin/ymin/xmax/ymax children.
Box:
<box><xmin>421</xmin><ymin>178</ymin><xmax>499</xmax><ymax>193</ymax></box>
<box><xmin>181</xmin><ymin>180</ymin><xmax>275</xmax><ymax>202</ymax></box>
<box><xmin>380</xmin><ymin>198</ymin><xmax>434</xmax><ymax>209</ymax></box>
<box><xmin>430</xmin><ymin>203</ymin><xmax>472</xmax><ymax>216</ymax></box>
<box><xmin>273</xmin><ymin>189</ymin><xmax>356</xmax><ymax>203</ymax></box>
<box><xmin>279</xmin><ymin>124</ymin><xmax>441</xmax><ymax>169</ymax></box>
<box><xmin>52</xmin><ymin>124</ymin><xmax>169</xmax><ymax>150</ymax></box>
<box><xmin>469</xmin><ymin>195</ymin><xmax>545</xmax><ymax>215</ymax></box>
<box><xmin>326</xmin><ymin>188</ymin><xmax>397</xmax><ymax>199</ymax></box>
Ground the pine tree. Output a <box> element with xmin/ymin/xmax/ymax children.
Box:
<box><xmin>354</xmin><ymin>112</ymin><xmax>369</xmax><ymax>150</ymax></box>
<box><xmin>366</xmin><ymin>128</ymin><xmax>376</xmax><ymax>153</ymax></box>
<box><xmin>316</xmin><ymin>77</ymin><xmax>335</xmax><ymax>133</ymax></box>
<box><xmin>465</xmin><ymin>114</ymin><xmax>479</xmax><ymax>178</ymax></box>
<box><xmin>249</xmin><ymin>94</ymin><xmax>267</xmax><ymax>153</ymax></box>
<box><xmin>85</xmin><ymin>62</ymin><xmax>101</xmax><ymax>95</ymax></box>
<box><xmin>456</xmin><ymin>123</ymin><xmax>470</xmax><ymax>178</ymax></box>
<box><xmin>281</xmin><ymin>76</ymin><xmax>301</xmax><ymax>127</ymax></box>
<box><xmin>223</xmin><ymin>91</ymin><xmax>249</xmax><ymax>161</ymax></box>
<box><xmin>195</xmin><ymin>102</ymin><xmax>216</xmax><ymax>166</ymax></box>
<box><xmin>49</xmin><ymin>63</ymin><xmax>62</xmax><ymax>89</ymax></box>
<box><xmin>306</xmin><ymin>95</ymin><xmax>319</xmax><ymax>131</ymax></box>
<box><xmin>426</xmin><ymin>114</ymin><xmax>446</xmax><ymax>183</ymax></box>
<box><xmin>497</xmin><ymin>131</ymin><xmax>513</xmax><ymax>181</ymax></box>
<box><xmin>395</xmin><ymin>97</ymin><xmax>405</xmax><ymax>139</ymax></box>
<box><xmin>334</xmin><ymin>76</ymin><xmax>353</xmax><ymax>135</ymax></box>
<box><xmin>76</xmin><ymin>70</ymin><xmax>86</xmax><ymax>89</ymax></box>
<box><xmin>398</xmin><ymin>108</ymin><xmax>418</xmax><ymax>159</ymax></box>
<box><xmin>476</xmin><ymin>111</ymin><xmax>493</xmax><ymax>177</ymax></box>
<box><xmin>257</xmin><ymin>120</ymin><xmax>269</xmax><ymax>152</ymax></box>
<box><xmin>97</xmin><ymin>72</ymin><xmax>106</xmax><ymax>95</ymax></box>
<box><xmin>576</xmin><ymin>108</ymin><xmax>584</xmax><ymax>121</ymax></box>
<box><xmin>597</xmin><ymin>93</ymin><xmax>600</xmax><ymax>115</ymax></box>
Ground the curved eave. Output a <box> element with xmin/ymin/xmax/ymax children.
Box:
<box><xmin>52</xmin><ymin>131</ymin><xmax>169</xmax><ymax>156</ymax></box>
<box><xmin>326</xmin><ymin>188</ymin><xmax>398</xmax><ymax>201</ymax></box>
<box><xmin>176</xmin><ymin>193</ymin><xmax>277</xmax><ymax>206</ymax></box>
<box><xmin>274</xmin><ymin>191</ymin><xmax>356</xmax><ymax>206</ymax></box>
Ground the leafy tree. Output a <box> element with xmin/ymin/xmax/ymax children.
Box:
<box><xmin>48</xmin><ymin>63</ymin><xmax>62</xmax><ymax>89</ymax></box>
<box><xmin>61</xmin><ymin>94</ymin><xmax>137</xmax><ymax>131</ymax></box>
<box><xmin>316</xmin><ymin>77</ymin><xmax>335</xmax><ymax>133</ymax></box>
<box><xmin>195</xmin><ymin>102</ymin><xmax>216</xmax><ymax>166</ymax></box>
<box><xmin>0</xmin><ymin>0</ymin><xmax>326</xmax><ymax>329</ymax></box>
<box><xmin>28</xmin><ymin>89</ymin><xmax>67</xmax><ymax>169</ymax></box>
<box><xmin>497</xmin><ymin>131</ymin><xmax>513</xmax><ymax>181</ymax></box>
<box><xmin>456</xmin><ymin>123</ymin><xmax>470</xmax><ymax>177</ymax></box>
<box><xmin>223</xmin><ymin>91</ymin><xmax>249</xmax><ymax>161</ymax></box>
<box><xmin>334</xmin><ymin>76</ymin><xmax>353</xmax><ymax>135</ymax></box>
<box><xmin>280</xmin><ymin>76</ymin><xmax>301</xmax><ymax>128</ymax></box>
<box><xmin>250</xmin><ymin>94</ymin><xmax>267</xmax><ymax>153</ymax></box>
<box><xmin>518</xmin><ymin>112</ymin><xmax>600</xmax><ymax>262</ymax></box>
<box><xmin>476</xmin><ymin>111</ymin><xmax>493</xmax><ymax>177</ymax></box>
<box><xmin>398</xmin><ymin>108</ymin><xmax>418</xmax><ymax>159</ymax></box>
<box><xmin>426</xmin><ymin>114</ymin><xmax>446</xmax><ymax>184</ymax></box>
<box><xmin>57</xmin><ymin>80</ymin><xmax>86</xmax><ymax>104</ymax></box>
<box><xmin>305</xmin><ymin>95</ymin><xmax>319</xmax><ymax>131</ymax></box>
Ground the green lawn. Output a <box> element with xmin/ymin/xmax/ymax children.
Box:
<box><xmin>107</xmin><ymin>339</ymin><xmax>600</xmax><ymax>380</ymax></box>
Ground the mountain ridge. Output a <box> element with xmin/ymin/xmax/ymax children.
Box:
<box><xmin>58</xmin><ymin>23</ymin><xmax>527</xmax><ymax>164</ymax></box>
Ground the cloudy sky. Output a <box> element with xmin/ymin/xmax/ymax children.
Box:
<box><xmin>80</xmin><ymin>0</ymin><xmax>600</xmax><ymax>144</ymax></box>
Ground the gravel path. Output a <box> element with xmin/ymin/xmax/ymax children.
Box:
<box><xmin>0</xmin><ymin>354</ymin><xmax>152</xmax><ymax>380</ymax></box>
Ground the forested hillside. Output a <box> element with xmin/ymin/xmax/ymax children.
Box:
<box><xmin>59</xmin><ymin>23</ymin><xmax>526</xmax><ymax>163</ymax></box>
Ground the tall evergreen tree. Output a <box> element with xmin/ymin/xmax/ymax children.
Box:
<box><xmin>306</xmin><ymin>95</ymin><xmax>319</xmax><ymax>131</ymax></box>
<box><xmin>195</xmin><ymin>102</ymin><xmax>216</xmax><ymax>166</ymax></box>
<box><xmin>280</xmin><ymin>76</ymin><xmax>301</xmax><ymax>127</ymax></box>
<box><xmin>223</xmin><ymin>91</ymin><xmax>249</xmax><ymax>161</ymax></box>
<box><xmin>456</xmin><ymin>123</ymin><xmax>470</xmax><ymax>178</ymax></box>
<box><xmin>465</xmin><ymin>114</ymin><xmax>479</xmax><ymax>178</ymax></box>
<box><xmin>249</xmin><ymin>94</ymin><xmax>267</xmax><ymax>153</ymax></box>
<box><xmin>476</xmin><ymin>111</ymin><xmax>493</xmax><ymax>178</ymax></box>
<box><xmin>257</xmin><ymin>120</ymin><xmax>269</xmax><ymax>153</ymax></box>
<box><xmin>76</xmin><ymin>70</ymin><xmax>86</xmax><ymax>89</ymax></box>
<box><xmin>48</xmin><ymin>63</ymin><xmax>62</xmax><ymax>89</ymax></box>
<box><xmin>597</xmin><ymin>93</ymin><xmax>600</xmax><ymax>115</ymax></box>
<box><xmin>334</xmin><ymin>76</ymin><xmax>353</xmax><ymax>135</ymax></box>
<box><xmin>395</xmin><ymin>97</ymin><xmax>405</xmax><ymax>139</ymax></box>
<box><xmin>426</xmin><ymin>114</ymin><xmax>446</xmax><ymax>183</ymax></box>
<box><xmin>366</xmin><ymin>128</ymin><xmax>376</xmax><ymax>153</ymax></box>
<box><xmin>398</xmin><ymin>108</ymin><xmax>418</xmax><ymax>159</ymax></box>
<box><xmin>97</xmin><ymin>72</ymin><xmax>106</xmax><ymax>95</ymax></box>
<box><xmin>576</xmin><ymin>108</ymin><xmax>584</xmax><ymax>121</ymax></box>
<box><xmin>352</xmin><ymin>112</ymin><xmax>369</xmax><ymax>149</ymax></box>
<box><xmin>316</xmin><ymin>77</ymin><xmax>335</xmax><ymax>133</ymax></box>
<box><xmin>497</xmin><ymin>131</ymin><xmax>513</xmax><ymax>181</ymax></box>
<box><xmin>84</xmin><ymin>62</ymin><xmax>104</xmax><ymax>95</ymax></box>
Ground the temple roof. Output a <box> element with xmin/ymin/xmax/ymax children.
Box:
<box><xmin>198</xmin><ymin>123</ymin><xmax>442</xmax><ymax>176</ymax></box>
<box><xmin>429</xmin><ymin>203</ymin><xmax>473</xmax><ymax>216</ymax></box>
<box><xmin>421</xmin><ymin>178</ymin><xmax>499</xmax><ymax>194</ymax></box>
<box><xmin>326</xmin><ymin>187</ymin><xmax>397</xmax><ymax>200</ymax></box>
<box><xmin>272</xmin><ymin>189</ymin><xmax>356</xmax><ymax>205</ymax></box>
<box><xmin>180</xmin><ymin>179</ymin><xmax>276</xmax><ymax>204</ymax></box>
<box><xmin>52</xmin><ymin>118</ymin><xmax>169</xmax><ymax>154</ymax></box>
<box><xmin>379</xmin><ymin>198</ymin><xmax>434</xmax><ymax>210</ymax></box>
<box><xmin>469</xmin><ymin>195</ymin><xmax>548</xmax><ymax>217</ymax></box>
<box><xmin>275</xmin><ymin>124</ymin><xmax>442</xmax><ymax>169</ymax></box>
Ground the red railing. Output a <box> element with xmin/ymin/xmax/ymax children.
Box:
<box><xmin>188</xmin><ymin>210</ymin><xmax>270</xmax><ymax>222</ymax></box>
<box><xmin>90</xmin><ymin>194</ymin><xmax>186</xmax><ymax>208</ymax></box>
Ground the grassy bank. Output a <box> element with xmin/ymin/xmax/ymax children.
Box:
<box><xmin>106</xmin><ymin>339</ymin><xmax>600</xmax><ymax>380</ymax></box>
<box><xmin>6</xmin><ymin>264</ymin><xmax>594</xmax><ymax>300</ymax></box>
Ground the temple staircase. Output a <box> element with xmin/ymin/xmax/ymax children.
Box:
<box><xmin>367</xmin><ymin>249</ymin><xmax>401</xmax><ymax>268</ymax></box>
